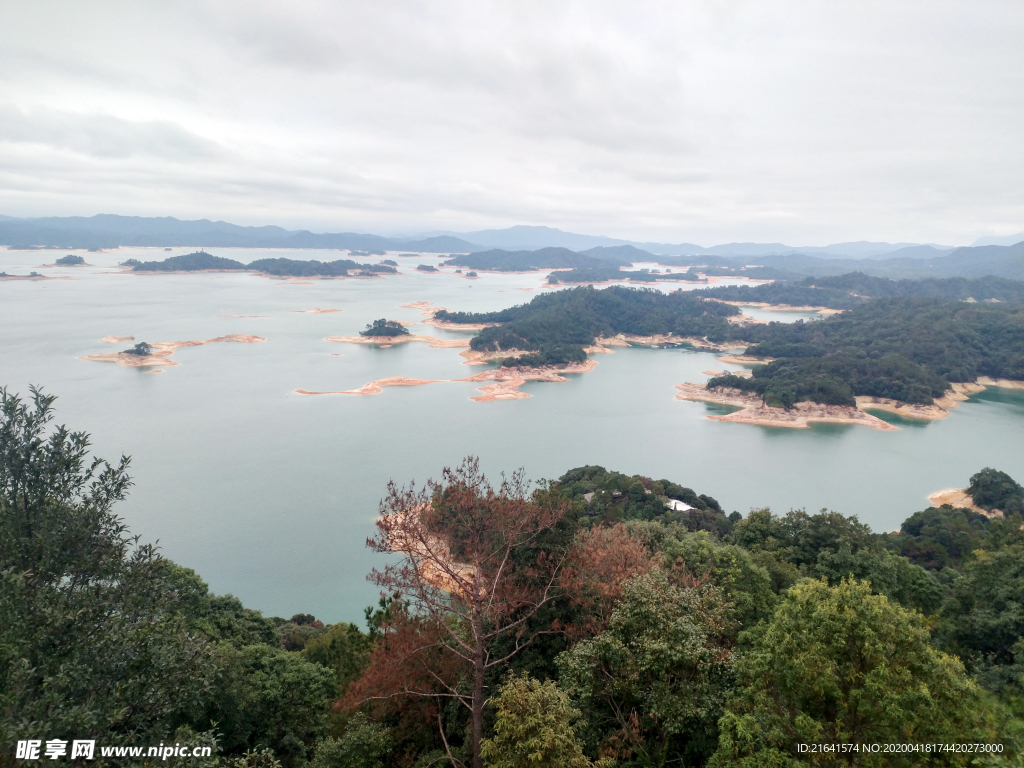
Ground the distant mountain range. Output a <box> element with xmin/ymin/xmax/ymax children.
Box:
<box><xmin>0</xmin><ymin>215</ymin><xmax>1021</xmax><ymax>270</ymax></box>
<box><xmin>0</xmin><ymin>214</ymin><xmax>478</xmax><ymax>253</ymax></box>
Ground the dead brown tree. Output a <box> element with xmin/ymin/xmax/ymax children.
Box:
<box><xmin>359</xmin><ymin>456</ymin><xmax>574</xmax><ymax>768</ymax></box>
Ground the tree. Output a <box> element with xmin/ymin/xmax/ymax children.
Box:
<box><xmin>355</xmin><ymin>457</ymin><xmax>574</xmax><ymax>768</ymax></box>
<box><xmin>480</xmin><ymin>673</ymin><xmax>600</xmax><ymax>768</ymax></box>
<box><xmin>659</xmin><ymin>530</ymin><xmax>777</xmax><ymax>633</ymax></box>
<box><xmin>310</xmin><ymin>714</ymin><xmax>392</xmax><ymax>768</ymax></box>
<box><xmin>711</xmin><ymin>579</ymin><xmax>992</xmax><ymax>767</ymax></box>
<box><xmin>0</xmin><ymin>387</ymin><xmax>215</xmax><ymax>750</ymax></box>
<box><xmin>559</xmin><ymin>523</ymin><xmax>658</xmax><ymax>639</ymax></box>
<box><xmin>969</xmin><ymin>468</ymin><xmax>1024</xmax><ymax>515</ymax></box>
<box><xmin>360</xmin><ymin>319</ymin><xmax>411</xmax><ymax>337</ymax></box>
<box><xmin>559</xmin><ymin>570</ymin><xmax>733</xmax><ymax>767</ymax></box>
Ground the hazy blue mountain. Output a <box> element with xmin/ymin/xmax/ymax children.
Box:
<box><xmin>0</xmin><ymin>214</ymin><xmax>478</xmax><ymax>252</ymax></box>
<box><xmin>0</xmin><ymin>214</ymin><xmax>999</xmax><ymax>262</ymax></box>
<box><xmin>454</xmin><ymin>225</ymin><xmax>634</xmax><ymax>251</ymax></box>
<box><xmin>972</xmin><ymin>233</ymin><xmax>1024</xmax><ymax>247</ymax></box>
<box><xmin>580</xmin><ymin>245</ymin><xmax>659</xmax><ymax>261</ymax></box>
<box><xmin>445</xmin><ymin>247</ymin><xmax>628</xmax><ymax>271</ymax></box>
<box><xmin>870</xmin><ymin>244</ymin><xmax>955</xmax><ymax>260</ymax></box>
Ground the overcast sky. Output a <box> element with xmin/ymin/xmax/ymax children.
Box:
<box><xmin>0</xmin><ymin>1</ymin><xmax>1021</xmax><ymax>245</ymax></box>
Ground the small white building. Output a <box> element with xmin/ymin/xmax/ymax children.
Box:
<box><xmin>666</xmin><ymin>499</ymin><xmax>694</xmax><ymax>512</ymax></box>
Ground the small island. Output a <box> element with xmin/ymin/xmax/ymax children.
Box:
<box><xmin>122</xmin><ymin>341</ymin><xmax>153</xmax><ymax>356</ymax></box>
<box><xmin>442</xmin><ymin>246</ymin><xmax>630</xmax><ymax>272</ymax></box>
<box><xmin>80</xmin><ymin>334</ymin><xmax>266</xmax><ymax>367</ymax></box>
<box><xmin>360</xmin><ymin>319</ymin><xmax>411</xmax><ymax>338</ymax></box>
<box><xmin>416</xmin><ymin>264</ymin><xmax>438</xmax><ymax>272</ymax></box>
<box><xmin>121</xmin><ymin>251</ymin><xmax>397</xmax><ymax>277</ymax></box>
<box><xmin>56</xmin><ymin>254</ymin><xmax>86</xmax><ymax>266</ymax></box>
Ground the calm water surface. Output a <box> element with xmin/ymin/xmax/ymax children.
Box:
<box><xmin>2</xmin><ymin>247</ymin><xmax>1022</xmax><ymax>622</ymax></box>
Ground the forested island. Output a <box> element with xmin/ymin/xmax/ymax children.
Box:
<box><xmin>701</xmin><ymin>271</ymin><xmax>1024</xmax><ymax>309</ymax></box>
<box><xmin>6</xmin><ymin>389</ymin><xmax>1024</xmax><ymax>767</ymax></box>
<box><xmin>434</xmin><ymin>285</ymin><xmax>741</xmax><ymax>365</ymax></box>
<box><xmin>360</xmin><ymin>319</ymin><xmax>411</xmax><ymax>338</ymax></box>
<box><xmin>547</xmin><ymin>266</ymin><xmax>702</xmax><ymax>284</ymax></box>
<box><xmin>442</xmin><ymin>247</ymin><xmax>630</xmax><ymax>272</ymax></box>
<box><xmin>434</xmin><ymin>285</ymin><xmax>1024</xmax><ymax>414</ymax></box>
<box><xmin>55</xmin><ymin>254</ymin><xmax>85</xmax><ymax>265</ymax></box>
<box><xmin>708</xmin><ymin>297</ymin><xmax>1024</xmax><ymax>407</ymax></box>
<box><xmin>121</xmin><ymin>251</ymin><xmax>397</xmax><ymax>276</ymax></box>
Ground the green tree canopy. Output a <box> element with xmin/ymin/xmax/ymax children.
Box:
<box><xmin>712</xmin><ymin>579</ymin><xmax>991</xmax><ymax>767</ymax></box>
<box><xmin>480</xmin><ymin>673</ymin><xmax>599</xmax><ymax>768</ymax></box>
<box><xmin>558</xmin><ymin>570</ymin><xmax>733</xmax><ymax>767</ymax></box>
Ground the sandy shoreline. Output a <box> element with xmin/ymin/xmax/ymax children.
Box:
<box><xmin>715</xmin><ymin>354</ymin><xmax>771</xmax><ymax>365</ymax></box>
<box><xmin>674</xmin><ymin>383</ymin><xmax>898</xmax><ymax>430</ymax></box>
<box><xmin>0</xmin><ymin>274</ymin><xmax>69</xmax><ymax>281</ymax></box>
<box><xmin>709</xmin><ymin>299</ymin><xmax>844</xmax><ymax>315</ymax></box>
<box><xmin>927</xmin><ymin>488</ymin><xmax>999</xmax><ymax>517</ymax></box>
<box><xmin>399</xmin><ymin>301</ymin><xmax>498</xmax><ymax>331</ymax></box>
<box><xmin>325</xmin><ymin>333</ymin><xmax>470</xmax><ymax>349</ymax></box>
<box><xmin>80</xmin><ymin>334</ymin><xmax>265</xmax><ymax>368</ymax></box>
<box><xmin>296</xmin><ymin>359</ymin><xmax>598</xmax><ymax>401</ymax></box>
<box><xmin>294</xmin><ymin>308</ymin><xmax>342</xmax><ymax>313</ymax></box>
<box><xmin>676</xmin><ymin>374</ymin><xmax>1024</xmax><ymax>430</ymax></box>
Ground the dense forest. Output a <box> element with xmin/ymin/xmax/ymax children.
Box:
<box><xmin>699</xmin><ymin>272</ymin><xmax>1024</xmax><ymax>310</ymax></box>
<box><xmin>437</xmin><ymin>286</ymin><xmax>1024</xmax><ymax>406</ymax></box>
<box><xmin>709</xmin><ymin>298</ymin><xmax>1024</xmax><ymax>407</ymax></box>
<box><xmin>442</xmin><ymin>248</ymin><xmax>630</xmax><ymax>272</ymax></box>
<box><xmin>434</xmin><ymin>286</ymin><xmax>740</xmax><ymax>365</ymax></box>
<box><xmin>5</xmin><ymin>391</ymin><xmax>1024</xmax><ymax>766</ymax></box>
<box><xmin>547</xmin><ymin>267</ymin><xmax>697</xmax><ymax>284</ymax></box>
<box><xmin>360</xmin><ymin>319</ymin><xmax>411</xmax><ymax>338</ymax></box>
<box><xmin>121</xmin><ymin>251</ymin><xmax>396</xmax><ymax>276</ymax></box>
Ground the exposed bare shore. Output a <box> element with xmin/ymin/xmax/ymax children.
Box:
<box><xmin>0</xmin><ymin>274</ymin><xmax>69</xmax><ymax>281</ymax></box>
<box><xmin>676</xmin><ymin>375</ymin><xmax>1024</xmax><ymax>430</ymax></box>
<box><xmin>594</xmin><ymin>333</ymin><xmax>746</xmax><ymax>352</ymax></box>
<box><xmin>927</xmin><ymin>488</ymin><xmax>999</xmax><ymax>517</ymax></box>
<box><xmin>546</xmin><ymin>274</ymin><xmax>771</xmax><ymax>287</ymax></box>
<box><xmin>715</xmin><ymin>354</ymin><xmax>773</xmax><ymax>365</ymax></box>
<box><xmin>295</xmin><ymin>360</ymin><xmax>598</xmax><ymax>401</ymax></box>
<box><xmin>463</xmin><ymin>360</ymin><xmax>598</xmax><ymax>401</ymax></box>
<box><xmin>710</xmin><ymin>299</ymin><xmax>844</xmax><ymax>315</ymax></box>
<box><xmin>399</xmin><ymin>301</ymin><xmax>498</xmax><ymax>331</ymax></box>
<box><xmin>293</xmin><ymin>308</ymin><xmax>342</xmax><ymax>313</ymax></box>
<box><xmin>674</xmin><ymin>383</ymin><xmax>898</xmax><ymax>430</ymax></box>
<box><xmin>325</xmin><ymin>334</ymin><xmax>470</xmax><ymax>349</ymax></box>
<box><xmin>80</xmin><ymin>334</ymin><xmax>266</xmax><ymax>368</ymax></box>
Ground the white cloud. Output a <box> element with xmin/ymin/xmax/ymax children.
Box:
<box><xmin>0</xmin><ymin>0</ymin><xmax>1020</xmax><ymax>244</ymax></box>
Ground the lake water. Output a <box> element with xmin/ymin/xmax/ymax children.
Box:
<box><xmin>2</xmin><ymin>247</ymin><xmax>1023</xmax><ymax>623</ymax></box>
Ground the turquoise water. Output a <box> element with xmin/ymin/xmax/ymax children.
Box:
<box><xmin>2</xmin><ymin>247</ymin><xmax>1023</xmax><ymax>622</ymax></box>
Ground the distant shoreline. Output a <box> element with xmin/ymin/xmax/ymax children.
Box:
<box><xmin>676</xmin><ymin>376</ymin><xmax>1024</xmax><ymax>430</ymax></box>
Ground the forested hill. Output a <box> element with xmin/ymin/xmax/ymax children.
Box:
<box><xmin>8</xmin><ymin>388</ymin><xmax>1024</xmax><ymax>766</ymax></box>
<box><xmin>710</xmin><ymin>297</ymin><xmax>1024</xmax><ymax>407</ymax></box>
<box><xmin>442</xmin><ymin>247</ymin><xmax>631</xmax><ymax>271</ymax></box>
<box><xmin>434</xmin><ymin>285</ymin><xmax>740</xmax><ymax>365</ymax></box>
<box><xmin>123</xmin><ymin>251</ymin><xmax>397</xmax><ymax>276</ymax></box>
<box><xmin>438</xmin><ymin>286</ymin><xmax>1024</xmax><ymax>408</ymax></box>
<box><xmin>699</xmin><ymin>272</ymin><xmax>1024</xmax><ymax>310</ymax></box>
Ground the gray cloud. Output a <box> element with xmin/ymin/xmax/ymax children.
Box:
<box><xmin>0</xmin><ymin>0</ymin><xmax>1020</xmax><ymax>244</ymax></box>
<box><xmin>0</xmin><ymin>105</ymin><xmax>222</xmax><ymax>160</ymax></box>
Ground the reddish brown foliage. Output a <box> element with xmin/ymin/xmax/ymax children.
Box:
<box><xmin>354</xmin><ymin>457</ymin><xmax>574</xmax><ymax>768</ymax></box>
<box><xmin>560</xmin><ymin>523</ymin><xmax>659</xmax><ymax>639</ymax></box>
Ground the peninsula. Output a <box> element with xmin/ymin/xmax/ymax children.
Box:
<box><xmin>430</xmin><ymin>284</ymin><xmax>1024</xmax><ymax>426</ymax></box>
